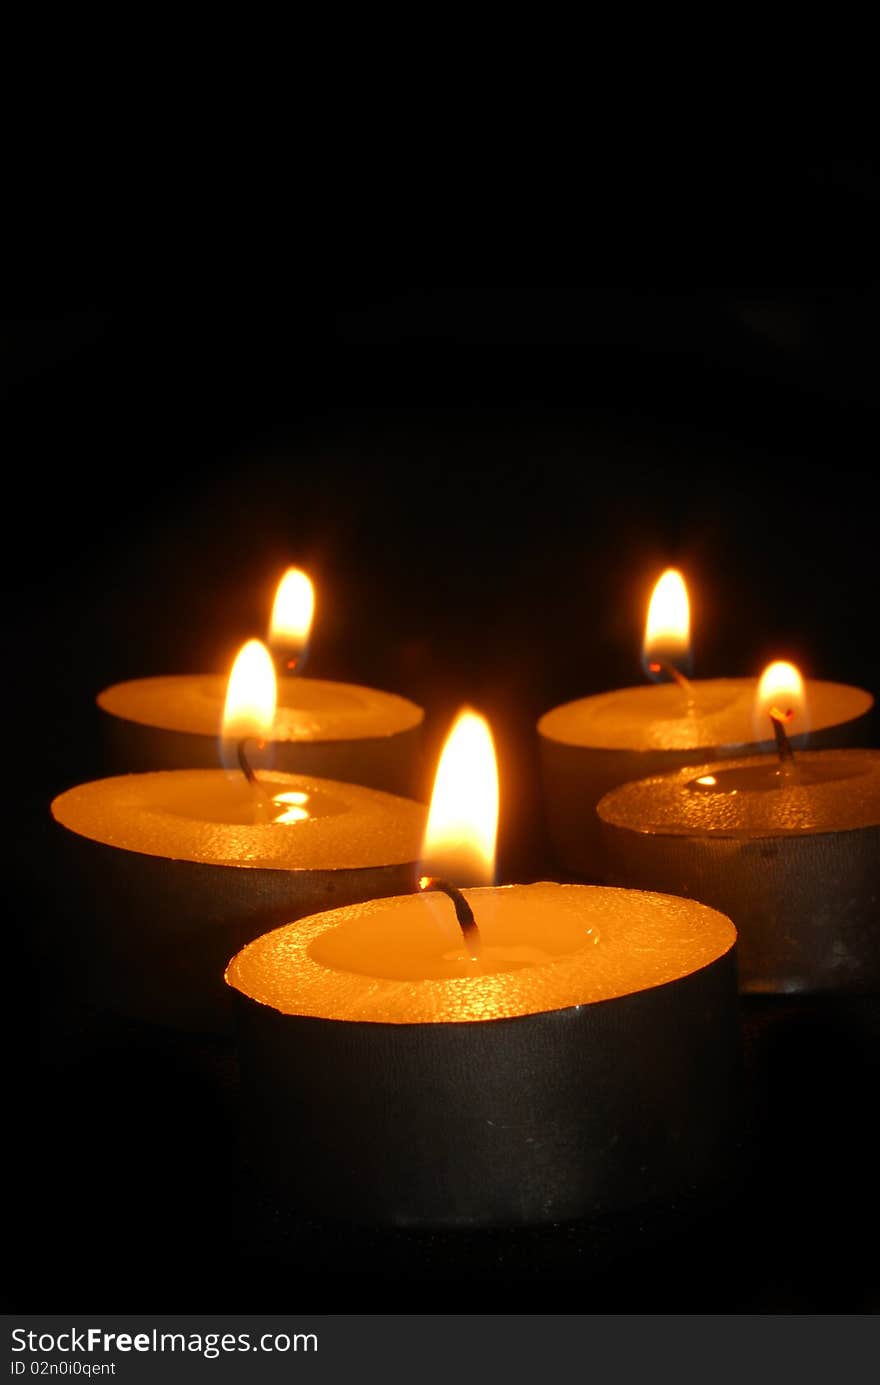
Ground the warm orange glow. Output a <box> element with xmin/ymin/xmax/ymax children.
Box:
<box><xmin>755</xmin><ymin>660</ymin><xmax>807</xmax><ymax>729</ymax></box>
<box><xmin>272</xmin><ymin>790</ymin><xmax>310</xmax><ymax>824</ymax></box>
<box><xmin>269</xmin><ymin>568</ymin><xmax>315</xmax><ymax>655</ymax></box>
<box><xmin>222</xmin><ymin>639</ymin><xmax>277</xmax><ymax>741</ymax></box>
<box><xmin>696</xmin><ymin>774</ymin><xmax>717</xmax><ymax>786</ymax></box>
<box><xmin>420</xmin><ymin>709</ymin><xmax>499</xmax><ymax>887</ymax></box>
<box><xmin>643</xmin><ymin>568</ymin><xmax>691</xmax><ymax>673</ymax></box>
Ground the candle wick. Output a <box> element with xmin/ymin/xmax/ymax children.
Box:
<box><xmin>418</xmin><ymin>876</ymin><xmax>482</xmax><ymax>957</ymax></box>
<box><xmin>268</xmin><ymin>640</ymin><xmax>307</xmax><ymax>679</ymax></box>
<box><xmin>237</xmin><ymin>737</ymin><xmax>274</xmax><ymax>799</ymax></box>
<box><xmin>769</xmin><ymin>708</ymin><xmax>796</xmax><ymax>764</ymax></box>
<box><xmin>649</xmin><ymin>659</ymin><xmax>695</xmax><ymax>706</ymax></box>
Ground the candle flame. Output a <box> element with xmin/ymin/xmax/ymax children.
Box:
<box><xmin>420</xmin><ymin>708</ymin><xmax>498</xmax><ymax>887</ymax></box>
<box><xmin>222</xmin><ymin>639</ymin><xmax>277</xmax><ymax>741</ymax></box>
<box><xmin>642</xmin><ymin>568</ymin><xmax>692</xmax><ymax>680</ymax></box>
<box><xmin>269</xmin><ymin>568</ymin><xmax>315</xmax><ymax>669</ymax></box>
<box><xmin>755</xmin><ymin>660</ymin><xmax>807</xmax><ymax>738</ymax></box>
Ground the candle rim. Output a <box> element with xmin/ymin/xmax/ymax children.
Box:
<box><xmin>229</xmin><ymin>961</ymin><xmax>736</xmax><ymax>1030</ymax></box>
<box><xmin>97</xmin><ymin>674</ymin><xmax>425</xmax><ymax>741</ymax></box>
<box><xmin>50</xmin><ymin>769</ymin><xmax>426</xmax><ymax>871</ymax></box>
<box><xmin>225</xmin><ymin>882</ymin><xmax>737</xmax><ymax>1025</ymax></box>
<box><xmin>597</xmin><ymin>749</ymin><xmax>880</xmax><ymax>839</ymax></box>
<box><xmin>538</xmin><ymin>677</ymin><xmax>873</xmax><ymax>752</ymax></box>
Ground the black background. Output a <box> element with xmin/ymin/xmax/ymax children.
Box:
<box><xmin>5</xmin><ymin>149</ymin><xmax>879</xmax><ymax>1310</ymax></box>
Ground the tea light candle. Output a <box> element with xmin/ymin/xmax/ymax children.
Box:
<box><xmin>538</xmin><ymin>570</ymin><xmax>873</xmax><ymax>879</ymax></box>
<box><xmin>226</xmin><ymin>711</ymin><xmax>741</xmax><ymax>1228</ymax></box>
<box><xmin>51</xmin><ymin>769</ymin><xmax>425</xmax><ymax>1032</ymax></box>
<box><xmin>51</xmin><ymin>642</ymin><xmax>425</xmax><ymax>1032</ymax></box>
<box><xmin>97</xmin><ymin>569</ymin><xmax>424</xmax><ymax>797</ymax></box>
<box><xmin>598</xmin><ymin>664</ymin><xmax>880</xmax><ymax>994</ymax></box>
<box><xmin>228</xmin><ymin>888</ymin><xmax>740</xmax><ymax>1229</ymax></box>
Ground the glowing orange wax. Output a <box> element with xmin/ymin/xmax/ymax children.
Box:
<box><xmin>227</xmin><ymin>882</ymin><xmax>736</xmax><ymax>1024</ymax></box>
<box><xmin>99</xmin><ymin>674</ymin><xmax>421</xmax><ymax>747</ymax></box>
<box><xmin>52</xmin><ymin>770</ymin><xmax>425</xmax><ymax>870</ymax></box>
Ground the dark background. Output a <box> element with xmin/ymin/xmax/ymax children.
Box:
<box><xmin>5</xmin><ymin>150</ymin><xmax>880</xmax><ymax>1310</ymax></box>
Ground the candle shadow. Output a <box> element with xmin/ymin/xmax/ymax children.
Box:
<box><xmin>7</xmin><ymin>991</ymin><xmax>879</xmax><ymax>1311</ymax></box>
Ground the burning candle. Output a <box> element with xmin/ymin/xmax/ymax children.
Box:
<box><xmin>51</xmin><ymin>640</ymin><xmax>425</xmax><ymax>1032</ymax></box>
<box><xmin>226</xmin><ymin>709</ymin><xmax>741</xmax><ymax>1228</ymax></box>
<box><xmin>598</xmin><ymin>661</ymin><xmax>880</xmax><ymax>994</ymax></box>
<box><xmin>538</xmin><ymin>568</ymin><xmax>873</xmax><ymax>880</ymax></box>
<box><xmin>97</xmin><ymin>568</ymin><xmax>424</xmax><ymax>797</ymax></box>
